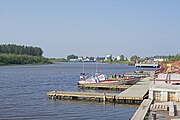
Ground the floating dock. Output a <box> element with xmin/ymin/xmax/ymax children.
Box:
<box><xmin>78</xmin><ymin>84</ymin><xmax>130</xmax><ymax>90</ymax></box>
<box><xmin>47</xmin><ymin>77</ymin><xmax>151</xmax><ymax>104</ymax></box>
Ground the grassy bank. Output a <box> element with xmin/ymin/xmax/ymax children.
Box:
<box><xmin>50</xmin><ymin>58</ymin><xmax>68</xmax><ymax>63</ymax></box>
<box><xmin>101</xmin><ymin>60</ymin><xmax>129</xmax><ymax>64</ymax></box>
<box><xmin>0</xmin><ymin>54</ymin><xmax>52</xmax><ymax>65</ymax></box>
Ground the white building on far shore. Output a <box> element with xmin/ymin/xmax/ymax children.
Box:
<box><xmin>69</xmin><ymin>59</ymin><xmax>79</xmax><ymax>62</ymax></box>
<box><xmin>105</xmin><ymin>54</ymin><xmax>112</xmax><ymax>60</ymax></box>
<box><xmin>117</xmin><ymin>56</ymin><xmax>120</xmax><ymax>61</ymax></box>
<box><xmin>153</xmin><ymin>58</ymin><xmax>166</xmax><ymax>62</ymax></box>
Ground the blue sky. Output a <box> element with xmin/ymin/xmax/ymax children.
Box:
<box><xmin>0</xmin><ymin>0</ymin><xmax>180</xmax><ymax>58</ymax></box>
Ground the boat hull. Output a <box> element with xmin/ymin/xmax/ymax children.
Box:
<box><xmin>78</xmin><ymin>78</ymin><xmax>139</xmax><ymax>85</ymax></box>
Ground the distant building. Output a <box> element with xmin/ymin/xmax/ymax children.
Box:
<box><xmin>105</xmin><ymin>54</ymin><xmax>112</xmax><ymax>60</ymax></box>
<box><xmin>117</xmin><ymin>56</ymin><xmax>121</xmax><ymax>61</ymax></box>
<box><xmin>78</xmin><ymin>57</ymin><xmax>83</xmax><ymax>61</ymax></box>
<box><xmin>84</xmin><ymin>58</ymin><xmax>90</xmax><ymax>62</ymax></box>
<box><xmin>69</xmin><ymin>59</ymin><xmax>79</xmax><ymax>62</ymax></box>
<box><xmin>153</xmin><ymin>58</ymin><xmax>166</xmax><ymax>62</ymax></box>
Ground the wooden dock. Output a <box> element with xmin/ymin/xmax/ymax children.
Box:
<box><xmin>116</xmin><ymin>77</ymin><xmax>151</xmax><ymax>103</ymax></box>
<box><xmin>78</xmin><ymin>84</ymin><xmax>130</xmax><ymax>90</ymax></box>
<box><xmin>48</xmin><ymin>91</ymin><xmax>116</xmax><ymax>102</ymax></box>
<box><xmin>47</xmin><ymin>77</ymin><xmax>151</xmax><ymax>104</ymax></box>
<box><xmin>131</xmin><ymin>99</ymin><xmax>153</xmax><ymax>120</ymax></box>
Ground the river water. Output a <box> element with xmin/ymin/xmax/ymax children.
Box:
<box><xmin>0</xmin><ymin>62</ymin><xmax>155</xmax><ymax>120</ymax></box>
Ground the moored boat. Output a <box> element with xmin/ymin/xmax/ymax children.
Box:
<box><xmin>78</xmin><ymin>62</ymin><xmax>140</xmax><ymax>85</ymax></box>
<box><xmin>78</xmin><ymin>73</ymin><xmax>140</xmax><ymax>85</ymax></box>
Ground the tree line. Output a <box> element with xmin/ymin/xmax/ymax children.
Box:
<box><xmin>0</xmin><ymin>54</ymin><xmax>51</xmax><ymax>65</ymax></box>
<box><xmin>0</xmin><ymin>44</ymin><xmax>43</xmax><ymax>56</ymax></box>
<box><xmin>0</xmin><ymin>44</ymin><xmax>52</xmax><ymax>65</ymax></box>
<box><xmin>152</xmin><ymin>54</ymin><xmax>180</xmax><ymax>61</ymax></box>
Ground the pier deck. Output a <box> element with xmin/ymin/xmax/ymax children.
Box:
<box><xmin>116</xmin><ymin>77</ymin><xmax>151</xmax><ymax>101</ymax></box>
<box><xmin>131</xmin><ymin>99</ymin><xmax>153</xmax><ymax>120</ymax></box>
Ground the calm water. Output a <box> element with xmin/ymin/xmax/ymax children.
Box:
<box><xmin>0</xmin><ymin>62</ymin><xmax>155</xmax><ymax>120</ymax></box>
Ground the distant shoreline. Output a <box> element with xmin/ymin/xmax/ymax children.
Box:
<box><xmin>0</xmin><ymin>54</ymin><xmax>52</xmax><ymax>66</ymax></box>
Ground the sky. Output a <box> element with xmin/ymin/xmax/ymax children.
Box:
<box><xmin>0</xmin><ymin>0</ymin><xmax>180</xmax><ymax>58</ymax></box>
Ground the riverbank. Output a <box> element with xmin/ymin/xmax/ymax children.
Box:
<box><xmin>50</xmin><ymin>60</ymin><xmax>130</xmax><ymax>65</ymax></box>
<box><xmin>0</xmin><ymin>54</ymin><xmax>52</xmax><ymax>65</ymax></box>
<box><xmin>101</xmin><ymin>60</ymin><xmax>129</xmax><ymax>64</ymax></box>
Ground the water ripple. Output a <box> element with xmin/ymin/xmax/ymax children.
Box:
<box><xmin>0</xmin><ymin>63</ymin><xmax>151</xmax><ymax>120</ymax></box>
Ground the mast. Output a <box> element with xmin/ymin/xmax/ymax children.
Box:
<box><xmin>83</xmin><ymin>61</ymin><xmax>85</xmax><ymax>73</ymax></box>
<box><xmin>96</xmin><ymin>62</ymin><xmax>98</xmax><ymax>73</ymax></box>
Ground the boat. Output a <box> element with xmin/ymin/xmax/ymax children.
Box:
<box><xmin>78</xmin><ymin>62</ymin><xmax>140</xmax><ymax>85</ymax></box>
<box><xmin>78</xmin><ymin>62</ymin><xmax>114</xmax><ymax>85</ymax></box>
<box><xmin>78</xmin><ymin>73</ymin><xmax>140</xmax><ymax>85</ymax></box>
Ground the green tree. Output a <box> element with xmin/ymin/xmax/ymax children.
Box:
<box><xmin>67</xmin><ymin>54</ymin><xmax>78</xmax><ymax>60</ymax></box>
<box><xmin>120</xmin><ymin>55</ymin><xmax>125</xmax><ymax>61</ymax></box>
<box><xmin>0</xmin><ymin>44</ymin><xmax>43</xmax><ymax>56</ymax></box>
<box><xmin>130</xmin><ymin>55</ymin><xmax>141</xmax><ymax>63</ymax></box>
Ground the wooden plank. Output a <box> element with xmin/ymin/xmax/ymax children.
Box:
<box><xmin>131</xmin><ymin>99</ymin><xmax>153</xmax><ymax>120</ymax></box>
<box><xmin>116</xmin><ymin>77</ymin><xmax>151</xmax><ymax>100</ymax></box>
<box><xmin>169</xmin><ymin>101</ymin><xmax>175</xmax><ymax>116</ymax></box>
<box><xmin>47</xmin><ymin>91</ymin><xmax>115</xmax><ymax>99</ymax></box>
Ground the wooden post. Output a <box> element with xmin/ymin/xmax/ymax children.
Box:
<box><xmin>169</xmin><ymin>101</ymin><xmax>175</xmax><ymax>116</ymax></box>
<box><xmin>113</xmin><ymin>96</ymin><xmax>116</xmax><ymax>102</ymax></box>
<box><xmin>151</xmin><ymin>111</ymin><xmax>157</xmax><ymax>120</ymax></box>
<box><xmin>103</xmin><ymin>93</ymin><xmax>106</xmax><ymax>102</ymax></box>
<box><xmin>52</xmin><ymin>94</ymin><xmax>56</xmax><ymax>99</ymax></box>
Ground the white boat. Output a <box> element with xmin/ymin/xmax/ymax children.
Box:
<box><xmin>78</xmin><ymin>62</ymin><xmax>112</xmax><ymax>85</ymax></box>
<box><xmin>78</xmin><ymin>62</ymin><xmax>140</xmax><ymax>85</ymax></box>
<box><xmin>78</xmin><ymin>72</ymin><xmax>109</xmax><ymax>85</ymax></box>
<box><xmin>78</xmin><ymin>73</ymin><xmax>140</xmax><ymax>85</ymax></box>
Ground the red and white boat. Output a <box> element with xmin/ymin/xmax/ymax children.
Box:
<box><xmin>78</xmin><ymin>62</ymin><xmax>140</xmax><ymax>85</ymax></box>
<box><xmin>78</xmin><ymin>73</ymin><xmax>139</xmax><ymax>85</ymax></box>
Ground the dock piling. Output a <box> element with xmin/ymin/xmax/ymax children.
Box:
<box><xmin>103</xmin><ymin>93</ymin><xmax>106</xmax><ymax>102</ymax></box>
